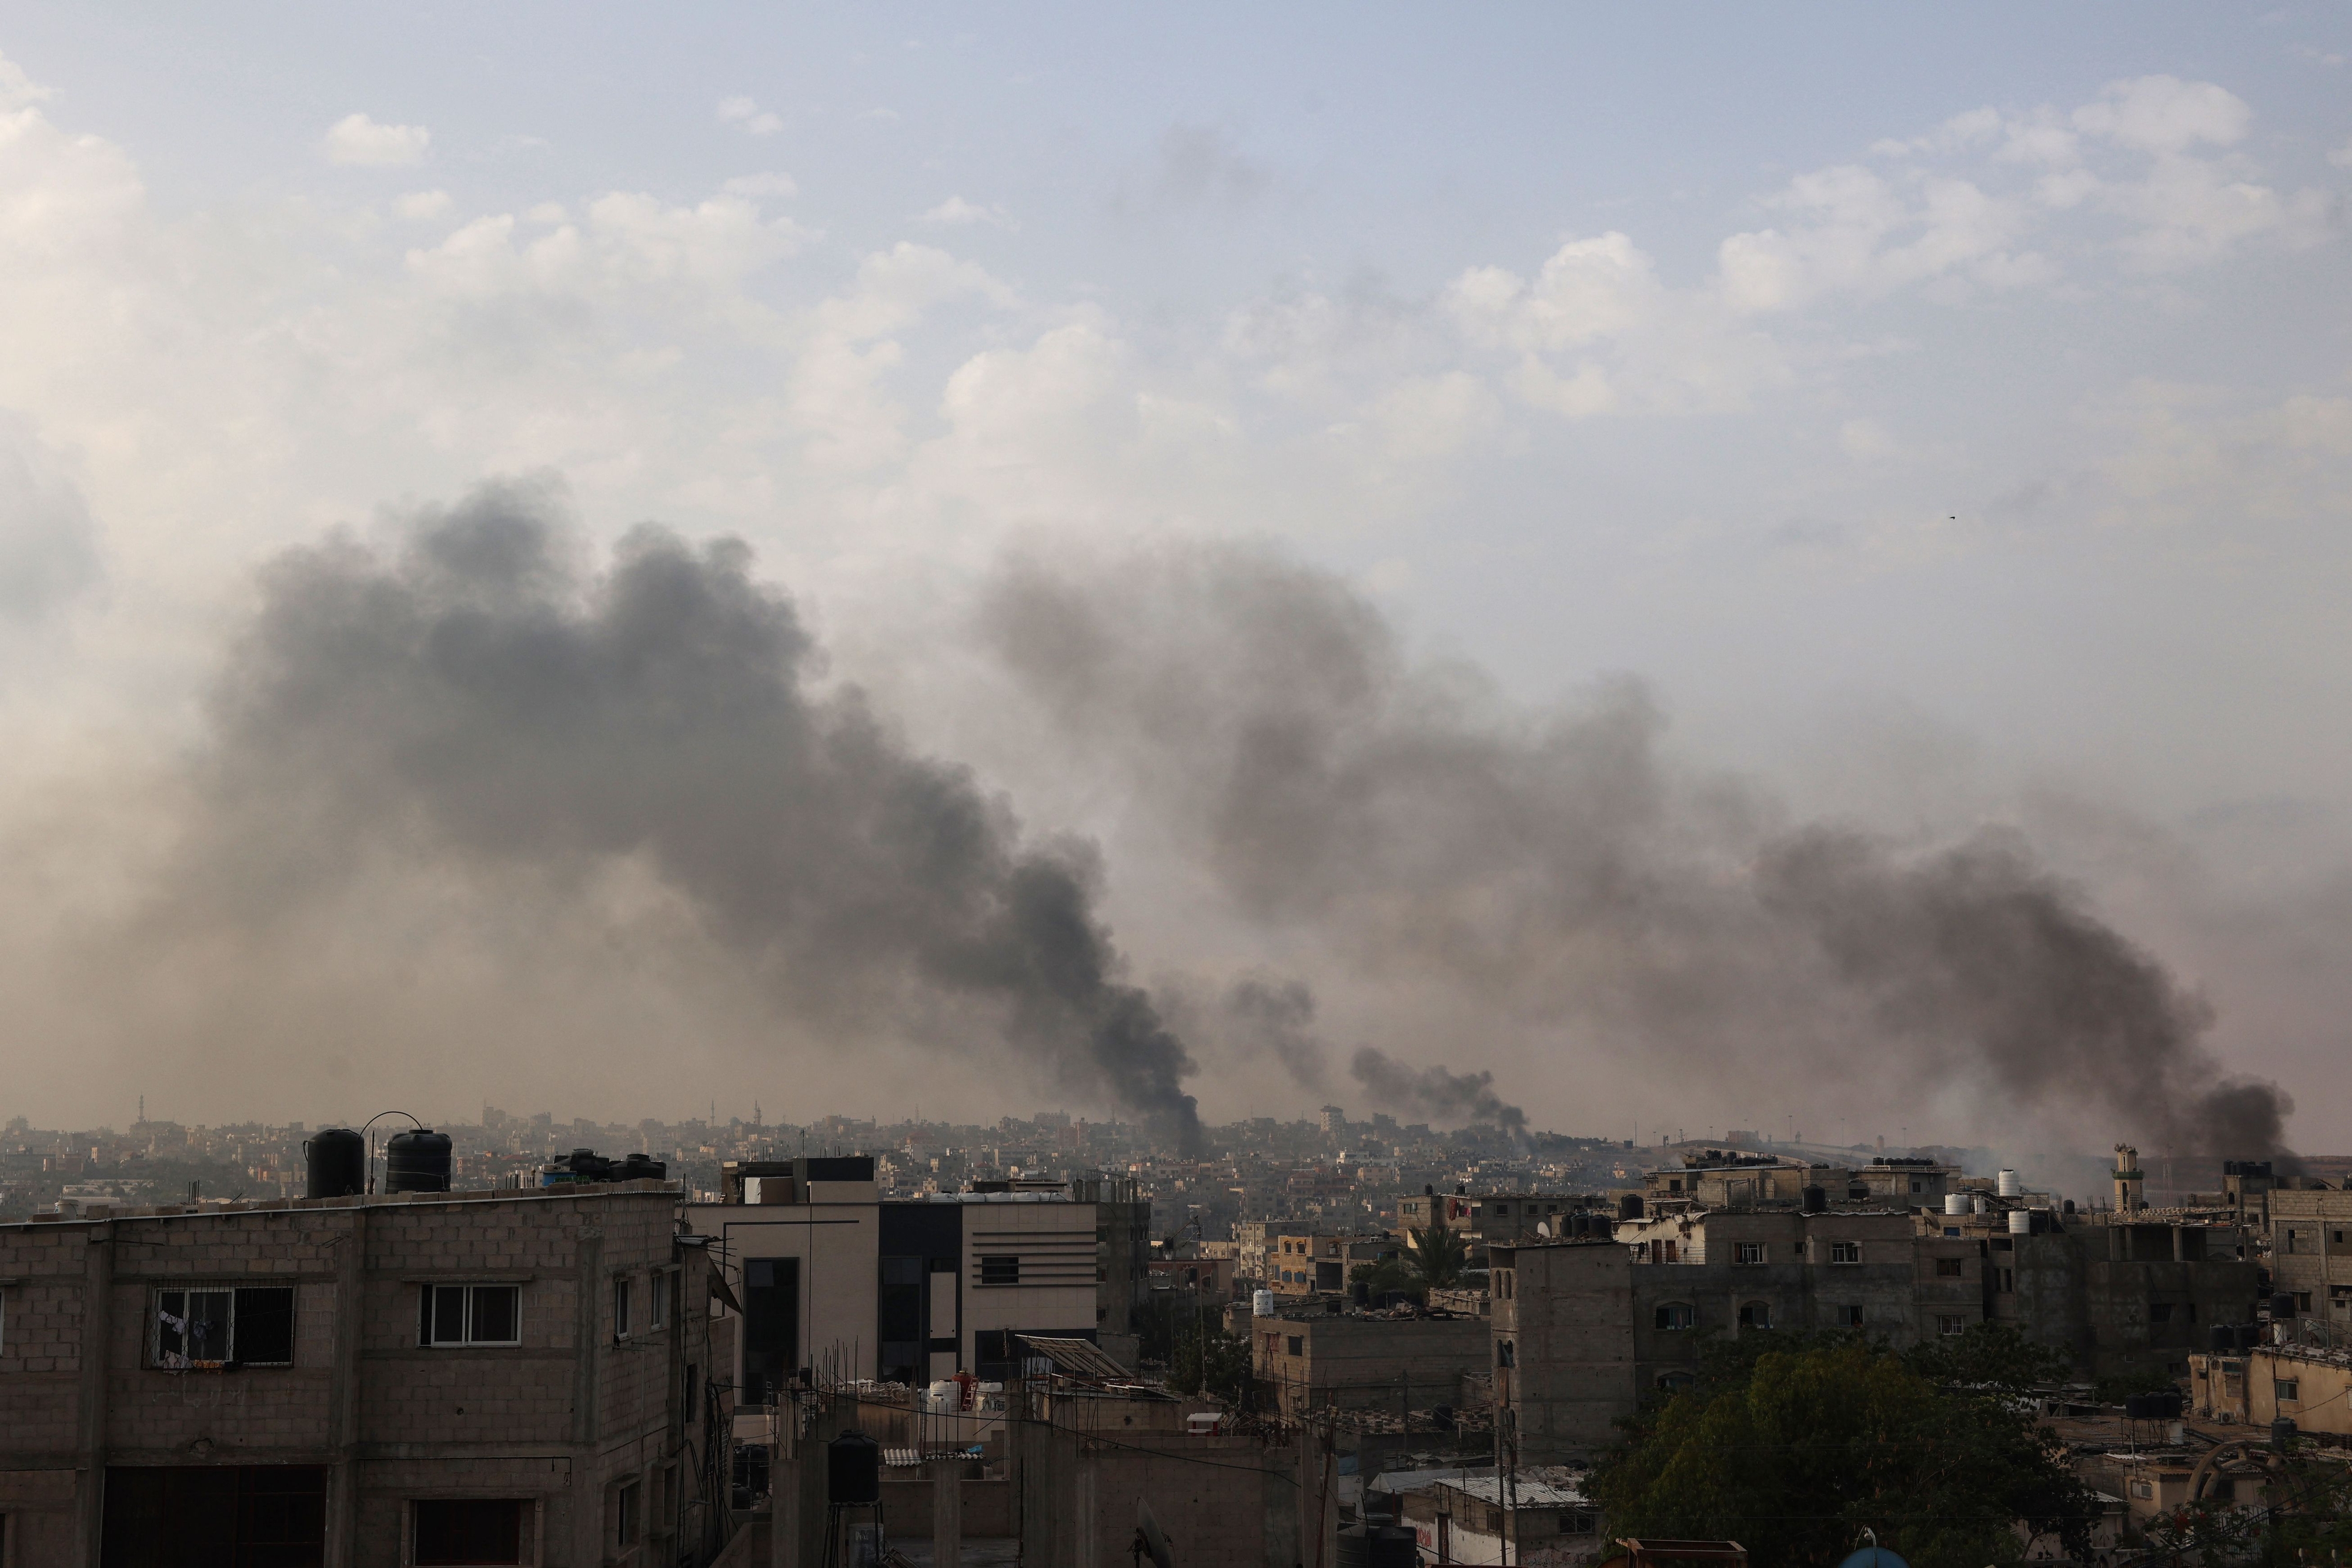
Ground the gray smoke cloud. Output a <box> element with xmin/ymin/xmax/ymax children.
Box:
<box><xmin>173</xmin><ymin>484</ymin><xmax>1202</xmax><ymax>1147</ymax></box>
<box><xmin>976</xmin><ymin>540</ymin><xmax>2297</xmax><ymax>1158</ymax></box>
<box><xmin>1220</xmin><ymin>975</ymin><xmax>1328</xmax><ymax>1093</ymax></box>
<box><xmin>1349</xmin><ymin>1047</ymin><xmax>1528</xmax><ymax>1136</ymax></box>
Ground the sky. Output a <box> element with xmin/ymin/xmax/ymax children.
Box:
<box><xmin>0</xmin><ymin>5</ymin><xmax>2347</xmax><ymax>1150</ymax></box>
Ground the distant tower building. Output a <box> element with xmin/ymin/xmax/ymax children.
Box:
<box><xmin>2113</xmin><ymin>1144</ymin><xmax>2144</xmax><ymax>1212</ymax></box>
<box><xmin>1318</xmin><ymin>1106</ymin><xmax>1346</xmax><ymax>1138</ymax></box>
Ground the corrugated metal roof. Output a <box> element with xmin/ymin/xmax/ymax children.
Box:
<box><xmin>1015</xmin><ymin>1335</ymin><xmax>1131</xmax><ymax>1378</ymax></box>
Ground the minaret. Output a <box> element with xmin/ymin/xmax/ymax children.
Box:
<box><xmin>2113</xmin><ymin>1144</ymin><xmax>2144</xmax><ymax>1213</ymax></box>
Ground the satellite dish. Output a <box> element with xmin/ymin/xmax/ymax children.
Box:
<box><xmin>1535</xmin><ymin>1220</ymin><xmax>1553</xmax><ymax>1238</ymax></box>
<box><xmin>1135</xmin><ymin>1498</ymin><xmax>1174</xmax><ymax>1568</ymax></box>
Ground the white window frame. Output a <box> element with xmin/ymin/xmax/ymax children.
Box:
<box><xmin>419</xmin><ymin>1283</ymin><xmax>523</xmax><ymax>1349</ymax></box>
<box><xmin>1734</xmin><ymin>1242</ymin><xmax>1765</xmax><ymax>1265</ymax></box>
<box><xmin>1829</xmin><ymin>1241</ymin><xmax>1862</xmax><ymax>1264</ymax></box>
<box><xmin>614</xmin><ymin>1276</ymin><xmax>634</xmax><ymax>1340</ymax></box>
<box><xmin>649</xmin><ymin>1268</ymin><xmax>670</xmax><ymax>1331</ymax></box>
<box><xmin>152</xmin><ymin>1283</ymin><xmax>296</xmax><ymax>1368</ymax></box>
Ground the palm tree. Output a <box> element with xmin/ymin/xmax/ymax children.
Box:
<box><xmin>1406</xmin><ymin>1221</ymin><xmax>1469</xmax><ymax>1291</ymax></box>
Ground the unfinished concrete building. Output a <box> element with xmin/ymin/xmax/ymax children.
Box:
<box><xmin>0</xmin><ymin>1180</ymin><xmax>713</xmax><ymax>1567</ymax></box>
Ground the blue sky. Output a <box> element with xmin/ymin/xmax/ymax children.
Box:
<box><xmin>1</xmin><ymin>5</ymin><xmax>2348</xmax><ymax>1139</ymax></box>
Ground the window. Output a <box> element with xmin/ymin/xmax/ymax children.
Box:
<box><xmin>2296</xmin><ymin>1292</ymin><xmax>2313</xmax><ymax>1313</ymax></box>
<box><xmin>1937</xmin><ymin>1315</ymin><xmax>1967</xmax><ymax>1336</ymax></box>
<box><xmin>1942</xmin><ymin>1226</ymin><xmax>1960</xmax><ymax>1238</ymax></box>
<box><xmin>2276</xmin><ymin>1379</ymin><xmax>2300</xmax><ymax>1402</ymax></box>
<box><xmin>1910</xmin><ymin>1179</ymin><xmax>1923</xmax><ymax>1195</ymax></box>
<box><xmin>153</xmin><ymin>1286</ymin><xmax>295</xmax><ymax>1367</ymax></box>
<box><xmin>1561</xmin><ymin>1512</ymin><xmax>1596</xmax><ymax>1534</ymax></box>
<box><xmin>615</xmin><ymin>1480</ymin><xmax>641</xmax><ymax>1548</ymax></box>
<box><xmin>1836</xmin><ymin>1304</ymin><xmax>1864</xmax><ymax>1327</ymax></box>
<box><xmin>419</xmin><ymin>1285</ymin><xmax>522</xmax><ymax>1348</ymax></box>
<box><xmin>2284</xmin><ymin>1231</ymin><xmax>2301</xmax><ymax>1253</ymax></box>
<box><xmin>648</xmin><ymin>1272</ymin><xmax>667</xmax><ymax>1331</ymax></box>
<box><xmin>980</xmin><ymin>1255</ymin><xmax>1020</xmax><ymax>1286</ymax></box>
<box><xmin>1655</xmin><ymin>1302</ymin><xmax>1696</xmax><ymax>1330</ymax></box>
<box><xmin>1734</xmin><ymin>1242</ymin><xmax>1765</xmax><ymax>1265</ymax></box>
<box><xmin>684</xmin><ymin>1363</ymin><xmax>700</xmax><ymax>1424</ymax></box>
<box><xmin>614</xmin><ymin>1277</ymin><xmax>633</xmax><ymax>1339</ymax></box>
<box><xmin>415</xmin><ymin>1498</ymin><xmax>527</xmax><ymax>1565</ymax></box>
<box><xmin>1497</xmin><ymin>1340</ymin><xmax>1516</xmax><ymax>1368</ymax></box>
<box><xmin>1739</xmin><ymin>1300</ymin><xmax>1772</xmax><ymax>1330</ymax></box>
<box><xmin>1285</xmin><ymin>1335</ymin><xmax>1304</xmax><ymax>1356</ymax></box>
<box><xmin>2150</xmin><ymin>1303</ymin><xmax>2173</xmax><ymax>1323</ymax></box>
<box><xmin>1999</xmin><ymin>1269</ymin><xmax>2015</xmax><ymax>1294</ymax></box>
<box><xmin>1829</xmin><ymin>1241</ymin><xmax>1861</xmax><ymax>1264</ymax></box>
<box><xmin>2130</xmin><ymin>1480</ymin><xmax>2153</xmax><ymax>1500</ymax></box>
<box><xmin>1936</xmin><ymin>1256</ymin><xmax>1965</xmax><ymax>1277</ymax></box>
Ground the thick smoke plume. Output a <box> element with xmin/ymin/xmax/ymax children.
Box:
<box><xmin>178</xmin><ymin>486</ymin><xmax>1202</xmax><ymax>1146</ymax></box>
<box><xmin>977</xmin><ymin>542</ymin><xmax>2297</xmax><ymax>1158</ymax></box>
<box><xmin>1350</xmin><ymin>1047</ymin><xmax>1528</xmax><ymax>1136</ymax></box>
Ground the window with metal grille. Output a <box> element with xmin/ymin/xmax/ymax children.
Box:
<box><xmin>153</xmin><ymin>1286</ymin><xmax>295</xmax><ymax>1367</ymax></box>
<box><xmin>1655</xmin><ymin>1302</ymin><xmax>1695</xmax><ymax>1330</ymax></box>
<box><xmin>1829</xmin><ymin>1241</ymin><xmax>1861</xmax><ymax>1263</ymax></box>
<box><xmin>2277</xmin><ymin>1379</ymin><xmax>2301</xmax><ymax>1402</ymax></box>
<box><xmin>1937</xmin><ymin>1315</ymin><xmax>1966</xmax><ymax>1336</ymax></box>
<box><xmin>417</xmin><ymin>1284</ymin><xmax>522</xmax><ymax>1348</ymax></box>
<box><xmin>1734</xmin><ymin>1242</ymin><xmax>1765</xmax><ymax>1265</ymax></box>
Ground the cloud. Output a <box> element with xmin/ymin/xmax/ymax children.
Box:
<box><xmin>717</xmin><ymin>96</ymin><xmax>784</xmax><ymax>136</ymax></box>
<box><xmin>0</xmin><ymin>414</ymin><xmax>102</xmax><ymax>621</ymax></box>
<box><xmin>918</xmin><ymin>195</ymin><xmax>1013</xmax><ymax>229</ymax></box>
<box><xmin>2072</xmin><ymin>75</ymin><xmax>2251</xmax><ymax>153</ymax></box>
<box><xmin>2330</xmin><ymin>140</ymin><xmax>2352</xmax><ymax>170</ymax></box>
<box><xmin>393</xmin><ymin>189</ymin><xmax>452</xmax><ymax>221</ymax></box>
<box><xmin>0</xmin><ymin>48</ymin><xmax>55</xmax><ymax>112</ymax></box>
<box><xmin>322</xmin><ymin>113</ymin><xmax>431</xmax><ymax>168</ymax></box>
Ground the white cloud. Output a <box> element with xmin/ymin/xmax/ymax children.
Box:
<box><xmin>322</xmin><ymin>112</ymin><xmax>431</xmax><ymax>167</ymax></box>
<box><xmin>2072</xmin><ymin>75</ymin><xmax>2251</xmax><ymax>153</ymax></box>
<box><xmin>716</xmin><ymin>96</ymin><xmax>783</xmax><ymax>136</ymax></box>
<box><xmin>2331</xmin><ymin>140</ymin><xmax>2352</xmax><ymax>169</ymax></box>
<box><xmin>0</xmin><ymin>48</ymin><xmax>55</xmax><ymax>112</ymax></box>
<box><xmin>918</xmin><ymin>195</ymin><xmax>1013</xmax><ymax>229</ymax></box>
<box><xmin>1716</xmin><ymin>166</ymin><xmax>2039</xmax><ymax>313</ymax></box>
<box><xmin>393</xmin><ymin>189</ymin><xmax>451</xmax><ymax>220</ymax></box>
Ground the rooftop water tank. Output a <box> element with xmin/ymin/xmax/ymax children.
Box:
<box><xmin>385</xmin><ymin>1128</ymin><xmax>452</xmax><ymax>1193</ymax></box>
<box><xmin>1945</xmin><ymin>1194</ymin><xmax>1970</xmax><ymax>1216</ymax></box>
<box><xmin>1802</xmin><ymin>1185</ymin><xmax>1826</xmax><ymax>1213</ymax></box>
<box><xmin>304</xmin><ymin>1128</ymin><xmax>365</xmax><ymax>1200</ymax></box>
<box><xmin>1997</xmin><ymin>1169</ymin><xmax>2022</xmax><ymax>1197</ymax></box>
<box><xmin>1252</xmin><ymin>1289</ymin><xmax>1278</xmax><ymax>1316</ymax></box>
<box><xmin>1619</xmin><ymin>1192</ymin><xmax>1643</xmax><ymax>1220</ymax></box>
<box><xmin>2008</xmin><ymin>1210</ymin><xmax>2033</xmax><ymax>1236</ymax></box>
<box><xmin>1973</xmin><ymin>1194</ymin><xmax>1989</xmax><ymax>1215</ymax></box>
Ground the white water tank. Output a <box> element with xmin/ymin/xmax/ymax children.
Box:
<box><xmin>1997</xmin><ymin>1169</ymin><xmax>2023</xmax><ymax>1198</ymax></box>
<box><xmin>1252</xmin><ymin>1289</ymin><xmax>1278</xmax><ymax>1316</ymax></box>
<box><xmin>2009</xmin><ymin>1210</ymin><xmax>2033</xmax><ymax>1236</ymax></box>
<box><xmin>923</xmin><ymin>1380</ymin><xmax>959</xmax><ymax>1414</ymax></box>
<box><xmin>1945</xmin><ymin>1193</ymin><xmax>1970</xmax><ymax>1216</ymax></box>
<box><xmin>1973</xmin><ymin>1194</ymin><xmax>1989</xmax><ymax>1215</ymax></box>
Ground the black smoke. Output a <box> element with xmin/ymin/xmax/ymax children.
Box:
<box><xmin>183</xmin><ymin>484</ymin><xmax>1202</xmax><ymax>1148</ymax></box>
<box><xmin>1349</xmin><ymin>1047</ymin><xmax>1528</xmax><ymax>1135</ymax></box>
<box><xmin>977</xmin><ymin>541</ymin><xmax>2298</xmax><ymax>1159</ymax></box>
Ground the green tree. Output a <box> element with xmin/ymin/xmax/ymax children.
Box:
<box><xmin>1350</xmin><ymin>1256</ymin><xmax>1422</xmax><ymax>1302</ymax></box>
<box><xmin>1900</xmin><ymin>1322</ymin><xmax>2074</xmax><ymax>1393</ymax></box>
<box><xmin>1406</xmin><ymin>1222</ymin><xmax>1469</xmax><ymax>1291</ymax></box>
<box><xmin>1587</xmin><ymin>1339</ymin><xmax>2096</xmax><ymax>1568</ymax></box>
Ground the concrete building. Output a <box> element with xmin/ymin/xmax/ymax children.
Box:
<box><xmin>1397</xmin><ymin>1190</ymin><xmax>1603</xmax><ymax>1262</ymax></box>
<box><xmin>1071</xmin><ymin>1173</ymin><xmax>1151</xmax><ymax>1350</ymax></box>
<box><xmin>1638</xmin><ymin>1153</ymin><xmax>1956</xmax><ymax>1212</ymax></box>
<box><xmin>2189</xmin><ymin>1341</ymin><xmax>2352</xmax><ymax>1436</ymax></box>
<box><xmin>0</xmin><ymin>1180</ymin><xmax>711</xmax><ymax>1567</ymax></box>
<box><xmin>1266</xmin><ymin>1232</ymin><xmax>1395</xmax><ymax>1296</ymax></box>
<box><xmin>1247</xmin><ymin>1308</ymin><xmax>1490</xmax><ymax>1418</ymax></box>
<box><xmin>1494</xmin><ymin>1210</ymin><xmax>1962</xmax><ymax>1462</ymax></box>
<box><xmin>1234</xmin><ymin>1219</ymin><xmax>1318</xmax><ymax>1285</ymax></box>
<box><xmin>1392</xmin><ymin>1470</ymin><xmax>1603</xmax><ymax>1567</ymax></box>
<box><xmin>2267</xmin><ymin>1186</ymin><xmax>2352</xmax><ymax>1323</ymax></box>
<box><xmin>684</xmin><ymin>1156</ymin><xmax>1102</xmax><ymax>1395</ymax></box>
<box><xmin>1926</xmin><ymin>1209</ymin><xmax>2260</xmax><ymax>1382</ymax></box>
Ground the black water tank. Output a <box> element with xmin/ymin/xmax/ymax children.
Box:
<box><xmin>2271</xmin><ymin>1292</ymin><xmax>2296</xmax><ymax>1319</ymax></box>
<box><xmin>1335</xmin><ymin>1520</ymin><xmax>1419</xmax><ymax>1568</ymax></box>
<box><xmin>305</xmin><ymin>1128</ymin><xmax>365</xmax><ymax>1199</ymax></box>
<box><xmin>1802</xmin><ymin>1185</ymin><xmax>1827</xmax><ymax>1213</ymax></box>
<box><xmin>2271</xmin><ymin>1417</ymin><xmax>2298</xmax><ymax>1451</ymax></box>
<box><xmin>2209</xmin><ymin>1324</ymin><xmax>2235</xmax><ymax>1355</ymax></box>
<box><xmin>1619</xmin><ymin>1193</ymin><xmax>1643</xmax><ymax>1220</ymax></box>
<box><xmin>619</xmin><ymin>1152</ymin><xmax>666</xmax><ymax>1183</ymax></box>
<box><xmin>827</xmin><ymin>1430</ymin><xmax>881</xmax><ymax>1505</ymax></box>
<box><xmin>1586</xmin><ymin>1213</ymin><xmax>1613</xmax><ymax>1241</ymax></box>
<box><xmin>385</xmin><ymin>1128</ymin><xmax>453</xmax><ymax>1193</ymax></box>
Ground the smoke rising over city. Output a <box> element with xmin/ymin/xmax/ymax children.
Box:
<box><xmin>168</xmin><ymin>484</ymin><xmax>1204</xmax><ymax>1149</ymax></box>
<box><xmin>976</xmin><ymin>543</ymin><xmax>2297</xmax><ymax>1158</ymax></box>
<box><xmin>11</xmin><ymin>488</ymin><xmax>2297</xmax><ymax>1158</ymax></box>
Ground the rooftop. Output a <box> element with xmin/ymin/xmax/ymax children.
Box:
<box><xmin>2</xmin><ymin>1179</ymin><xmax>679</xmax><ymax>1228</ymax></box>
